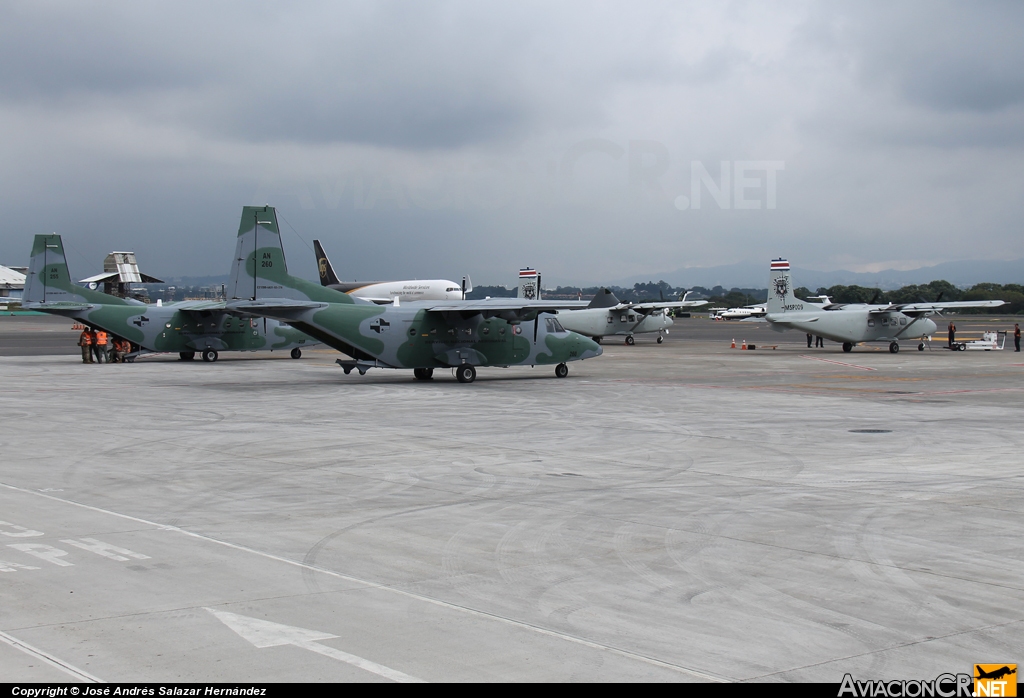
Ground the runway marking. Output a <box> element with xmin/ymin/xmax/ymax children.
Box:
<box><xmin>0</xmin><ymin>629</ymin><xmax>104</xmax><ymax>683</ymax></box>
<box><xmin>800</xmin><ymin>355</ymin><xmax>877</xmax><ymax>371</ymax></box>
<box><xmin>0</xmin><ymin>482</ymin><xmax>729</xmax><ymax>683</ymax></box>
<box><xmin>206</xmin><ymin>609</ymin><xmax>424</xmax><ymax>683</ymax></box>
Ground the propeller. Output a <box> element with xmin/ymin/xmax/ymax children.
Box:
<box><xmin>868</xmin><ymin>290</ymin><xmax>881</xmax><ymax>305</ymax></box>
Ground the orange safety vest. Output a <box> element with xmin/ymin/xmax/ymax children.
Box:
<box><xmin>95</xmin><ymin>331</ymin><xmax>108</xmax><ymax>345</ymax></box>
<box><xmin>79</xmin><ymin>331</ymin><xmax>92</xmax><ymax>346</ymax></box>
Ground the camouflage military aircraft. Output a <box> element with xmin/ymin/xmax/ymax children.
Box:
<box><xmin>226</xmin><ymin>205</ymin><xmax>602</xmax><ymax>383</ymax></box>
<box><xmin>21</xmin><ymin>234</ymin><xmax>316</xmax><ymax>362</ymax></box>
<box><xmin>765</xmin><ymin>258</ymin><xmax>1004</xmax><ymax>353</ymax></box>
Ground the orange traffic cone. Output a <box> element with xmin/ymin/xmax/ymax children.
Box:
<box><xmin>741</xmin><ymin>339</ymin><xmax>747</xmax><ymax>350</ymax></box>
<box><xmin>731</xmin><ymin>338</ymin><xmax>736</xmax><ymax>349</ymax></box>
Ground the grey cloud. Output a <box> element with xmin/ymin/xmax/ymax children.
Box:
<box><xmin>801</xmin><ymin>2</ymin><xmax>1024</xmax><ymax>113</ymax></box>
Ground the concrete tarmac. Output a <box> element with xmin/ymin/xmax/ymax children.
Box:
<box><xmin>0</xmin><ymin>321</ymin><xmax>1022</xmax><ymax>682</ymax></box>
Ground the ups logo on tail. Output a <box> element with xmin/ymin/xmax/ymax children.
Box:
<box><xmin>975</xmin><ymin>665</ymin><xmax>1017</xmax><ymax>697</ymax></box>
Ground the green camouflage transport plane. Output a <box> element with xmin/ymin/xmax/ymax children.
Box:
<box><xmin>226</xmin><ymin>205</ymin><xmax>602</xmax><ymax>383</ymax></box>
<box><xmin>22</xmin><ymin>234</ymin><xmax>316</xmax><ymax>361</ymax></box>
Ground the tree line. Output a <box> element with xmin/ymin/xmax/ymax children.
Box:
<box><xmin>470</xmin><ymin>279</ymin><xmax>1023</xmax><ymax>314</ymax></box>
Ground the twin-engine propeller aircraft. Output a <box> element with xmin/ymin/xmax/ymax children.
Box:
<box><xmin>313</xmin><ymin>239</ymin><xmax>470</xmax><ymax>303</ymax></box>
<box><xmin>764</xmin><ymin>259</ymin><xmax>1004</xmax><ymax>353</ymax></box>
<box><xmin>226</xmin><ymin>206</ymin><xmax>602</xmax><ymax>383</ymax></box>
<box><xmin>512</xmin><ymin>272</ymin><xmax>707</xmax><ymax>345</ymax></box>
<box><xmin>558</xmin><ymin>288</ymin><xmax>708</xmax><ymax>345</ymax></box>
<box><xmin>21</xmin><ymin>234</ymin><xmax>316</xmax><ymax>362</ymax></box>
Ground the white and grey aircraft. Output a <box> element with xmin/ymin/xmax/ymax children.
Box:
<box><xmin>514</xmin><ymin>271</ymin><xmax>708</xmax><ymax>345</ymax></box>
<box><xmin>765</xmin><ymin>259</ymin><xmax>1004</xmax><ymax>353</ymax></box>
<box><xmin>711</xmin><ymin>304</ymin><xmax>766</xmax><ymax>320</ymax></box>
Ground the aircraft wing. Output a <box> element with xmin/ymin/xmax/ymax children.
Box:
<box><xmin>176</xmin><ymin>300</ymin><xmax>229</xmax><ymax>312</ymax></box>
<box><xmin>226</xmin><ymin>299</ymin><xmax>326</xmax><ymax>316</ymax></box>
<box><xmin>873</xmin><ymin>300</ymin><xmax>1005</xmax><ymax>316</ymax></box>
<box><xmin>424</xmin><ymin>299</ymin><xmax>590</xmax><ymax>313</ymax></box>
<box><xmin>22</xmin><ymin>301</ymin><xmax>94</xmax><ymax>312</ymax></box>
<box><xmin>632</xmin><ymin>300</ymin><xmax>709</xmax><ymax>311</ymax></box>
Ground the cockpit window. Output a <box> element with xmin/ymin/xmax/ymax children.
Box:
<box><xmin>545</xmin><ymin>317</ymin><xmax>565</xmax><ymax>333</ymax></box>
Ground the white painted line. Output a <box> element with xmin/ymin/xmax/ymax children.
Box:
<box><xmin>0</xmin><ymin>629</ymin><xmax>104</xmax><ymax>683</ymax></box>
<box><xmin>0</xmin><ymin>481</ymin><xmax>730</xmax><ymax>683</ymax></box>
<box><xmin>800</xmin><ymin>355</ymin><xmax>877</xmax><ymax>371</ymax></box>
<box><xmin>206</xmin><ymin>609</ymin><xmax>424</xmax><ymax>683</ymax></box>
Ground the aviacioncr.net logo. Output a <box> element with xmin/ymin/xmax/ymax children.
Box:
<box><xmin>839</xmin><ymin>673</ymin><xmax>973</xmax><ymax>697</ymax></box>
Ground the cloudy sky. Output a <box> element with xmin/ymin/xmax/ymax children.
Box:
<box><xmin>2</xmin><ymin>1</ymin><xmax>1022</xmax><ymax>285</ymax></box>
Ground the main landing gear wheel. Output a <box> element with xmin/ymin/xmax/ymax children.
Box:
<box><xmin>555</xmin><ymin>363</ymin><xmax>569</xmax><ymax>378</ymax></box>
<box><xmin>918</xmin><ymin>343</ymin><xmax>925</xmax><ymax>351</ymax></box>
<box><xmin>657</xmin><ymin>335</ymin><xmax>665</xmax><ymax>344</ymax></box>
<box><xmin>201</xmin><ymin>350</ymin><xmax>219</xmax><ymax>362</ymax></box>
<box><xmin>594</xmin><ymin>337</ymin><xmax>602</xmax><ymax>344</ymax></box>
<box><xmin>413</xmin><ymin>367</ymin><xmax>434</xmax><ymax>380</ymax></box>
<box><xmin>290</xmin><ymin>348</ymin><xmax>302</xmax><ymax>359</ymax></box>
<box><xmin>625</xmin><ymin>335</ymin><xmax>635</xmax><ymax>346</ymax></box>
<box><xmin>342</xmin><ymin>366</ymin><xmax>353</xmax><ymax>375</ymax></box>
<box><xmin>842</xmin><ymin>342</ymin><xmax>853</xmax><ymax>353</ymax></box>
<box><xmin>455</xmin><ymin>364</ymin><xmax>476</xmax><ymax>383</ymax></box>
<box><xmin>889</xmin><ymin>342</ymin><xmax>900</xmax><ymax>354</ymax></box>
<box><xmin>179</xmin><ymin>351</ymin><xmax>196</xmax><ymax>361</ymax></box>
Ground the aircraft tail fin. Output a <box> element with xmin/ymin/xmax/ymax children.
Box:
<box><xmin>227</xmin><ymin>206</ymin><xmax>350</xmax><ymax>304</ymax></box>
<box><xmin>588</xmin><ymin>288</ymin><xmax>620</xmax><ymax>309</ymax></box>
<box><xmin>517</xmin><ymin>268</ymin><xmax>541</xmax><ymax>300</ymax></box>
<box><xmin>23</xmin><ymin>234</ymin><xmax>131</xmax><ymax>306</ymax></box>
<box><xmin>766</xmin><ymin>258</ymin><xmax>802</xmax><ymax>314</ymax></box>
<box><xmin>312</xmin><ymin>239</ymin><xmax>341</xmax><ymax>287</ymax></box>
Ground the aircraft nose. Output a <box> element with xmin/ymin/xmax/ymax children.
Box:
<box><xmin>580</xmin><ymin>335</ymin><xmax>603</xmax><ymax>358</ymax></box>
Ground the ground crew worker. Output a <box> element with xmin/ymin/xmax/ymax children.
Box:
<box><xmin>78</xmin><ymin>327</ymin><xmax>94</xmax><ymax>363</ymax></box>
<box><xmin>1015</xmin><ymin>323</ymin><xmax>1020</xmax><ymax>352</ymax></box>
<box><xmin>815</xmin><ymin>335</ymin><xmax>824</xmax><ymax>348</ymax></box>
<box><xmin>947</xmin><ymin>321</ymin><xmax>956</xmax><ymax>349</ymax></box>
<box><xmin>93</xmin><ymin>329</ymin><xmax>108</xmax><ymax>363</ymax></box>
<box><xmin>114</xmin><ymin>337</ymin><xmax>131</xmax><ymax>363</ymax></box>
<box><xmin>806</xmin><ymin>333</ymin><xmax>812</xmax><ymax>348</ymax></box>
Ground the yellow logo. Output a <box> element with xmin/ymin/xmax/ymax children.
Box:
<box><xmin>318</xmin><ymin>258</ymin><xmax>327</xmax><ymax>278</ymax></box>
<box><xmin>975</xmin><ymin>665</ymin><xmax>1017</xmax><ymax>697</ymax></box>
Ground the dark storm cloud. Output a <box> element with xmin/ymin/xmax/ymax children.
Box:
<box><xmin>0</xmin><ymin>1</ymin><xmax>594</xmax><ymax>148</ymax></box>
<box><xmin>2</xmin><ymin>1</ymin><xmax>1023</xmax><ymax>281</ymax></box>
